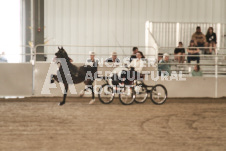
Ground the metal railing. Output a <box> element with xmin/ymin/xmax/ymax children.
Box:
<box><xmin>148</xmin><ymin>22</ymin><xmax>225</xmax><ymax>48</ymax></box>
<box><xmin>0</xmin><ymin>45</ymin><xmax>33</xmax><ymax>63</ymax></box>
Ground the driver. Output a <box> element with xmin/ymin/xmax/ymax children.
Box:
<box><xmin>128</xmin><ymin>51</ymin><xmax>145</xmax><ymax>81</ymax></box>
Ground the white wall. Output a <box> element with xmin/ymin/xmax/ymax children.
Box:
<box><xmin>0</xmin><ymin>63</ymin><xmax>32</xmax><ymax>96</ymax></box>
<box><xmin>0</xmin><ymin>62</ymin><xmax>226</xmax><ymax>98</ymax></box>
<box><xmin>44</xmin><ymin>0</ymin><xmax>226</xmax><ymax>54</ymax></box>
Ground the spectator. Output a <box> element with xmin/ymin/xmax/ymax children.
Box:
<box><xmin>187</xmin><ymin>40</ymin><xmax>200</xmax><ymax>63</ymax></box>
<box><xmin>86</xmin><ymin>51</ymin><xmax>98</xmax><ymax>67</ymax></box>
<box><xmin>158</xmin><ymin>53</ymin><xmax>171</xmax><ymax>76</ymax></box>
<box><xmin>129</xmin><ymin>47</ymin><xmax>138</xmax><ymax>62</ymax></box>
<box><xmin>206</xmin><ymin>27</ymin><xmax>217</xmax><ymax>54</ymax></box>
<box><xmin>158</xmin><ymin>53</ymin><xmax>163</xmax><ymax>63</ymax></box>
<box><xmin>105</xmin><ymin>52</ymin><xmax>120</xmax><ymax>63</ymax></box>
<box><xmin>191</xmin><ymin>26</ymin><xmax>207</xmax><ymax>53</ymax></box>
<box><xmin>137</xmin><ymin>51</ymin><xmax>146</xmax><ymax>62</ymax></box>
<box><xmin>192</xmin><ymin>65</ymin><xmax>203</xmax><ymax>76</ymax></box>
<box><xmin>125</xmin><ymin>51</ymin><xmax>146</xmax><ymax>86</ymax></box>
<box><xmin>174</xmin><ymin>42</ymin><xmax>185</xmax><ymax>63</ymax></box>
<box><xmin>129</xmin><ymin>51</ymin><xmax>145</xmax><ymax>73</ymax></box>
<box><xmin>0</xmin><ymin>52</ymin><xmax>7</xmax><ymax>62</ymax></box>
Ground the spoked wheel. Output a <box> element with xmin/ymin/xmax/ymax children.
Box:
<box><xmin>98</xmin><ymin>84</ymin><xmax>115</xmax><ymax>104</ymax></box>
<box><xmin>134</xmin><ymin>85</ymin><xmax>148</xmax><ymax>103</ymax></box>
<box><xmin>150</xmin><ymin>84</ymin><xmax>167</xmax><ymax>105</ymax></box>
<box><xmin>119</xmin><ymin>86</ymin><xmax>135</xmax><ymax>105</ymax></box>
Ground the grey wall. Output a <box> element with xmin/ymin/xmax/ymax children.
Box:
<box><xmin>34</xmin><ymin>0</ymin><xmax>45</xmax><ymax>61</ymax></box>
<box><xmin>44</xmin><ymin>0</ymin><xmax>226</xmax><ymax>50</ymax></box>
<box><xmin>22</xmin><ymin>0</ymin><xmax>32</xmax><ymax>62</ymax></box>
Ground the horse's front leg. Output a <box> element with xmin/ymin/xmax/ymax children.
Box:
<box><xmin>59</xmin><ymin>84</ymin><xmax>68</xmax><ymax>106</ymax></box>
<box><xmin>50</xmin><ymin>74</ymin><xmax>59</xmax><ymax>83</ymax></box>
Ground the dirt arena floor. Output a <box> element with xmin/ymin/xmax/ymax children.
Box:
<box><xmin>0</xmin><ymin>97</ymin><xmax>226</xmax><ymax>151</ymax></box>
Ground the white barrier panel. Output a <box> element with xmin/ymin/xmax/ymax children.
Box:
<box><xmin>217</xmin><ymin>78</ymin><xmax>226</xmax><ymax>98</ymax></box>
<box><xmin>0</xmin><ymin>63</ymin><xmax>32</xmax><ymax>96</ymax></box>
<box><xmin>34</xmin><ymin>62</ymin><xmax>157</xmax><ymax>97</ymax></box>
<box><xmin>0</xmin><ymin>62</ymin><xmax>223</xmax><ymax>98</ymax></box>
<box><xmin>157</xmin><ymin>77</ymin><xmax>215</xmax><ymax>98</ymax></box>
<box><xmin>33</xmin><ymin>62</ymin><xmax>221</xmax><ymax>98</ymax></box>
<box><xmin>34</xmin><ymin>62</ymin><xmax>87</xmax><ymax>97</ymax></box>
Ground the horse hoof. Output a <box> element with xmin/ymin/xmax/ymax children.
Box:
<box><xmin>79</xmin><ymin>90</ymin><xmax>85</xmax><ymax>97</ymax></box>
<box><xmin>58</xmin><ymin>102</ymin><xmax>65</xmax><ymax>106</ymax></box>
<box><xmin>50</xmin><ymin>75</ymin><xmax>55</xmax><ymax>83</ymax></box>
<box><xmin>89</xmin><ymin>99</ymin><xmax>95</xmax><ymax>105</ymax></box>
<box><xmin>50</xmin><ymin>79</ymin><xmax>55</xmax><ymax>83</ymax></box>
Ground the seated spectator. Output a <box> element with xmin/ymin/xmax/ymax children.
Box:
<box><xmin>86</xmin><ymin>51</ymin><xmax>98</xmax><ymax>67</ymax></box>
<box><xmin>192</xmin><ymin>65</ymin><xmax>203</xmax><ymax>76</ymax></box>
<box><xmin>158</xmin><ymin>53</ymin><xmax>163</xmax><ymax>63</ymax></box>
<box><xmin>187</xmin><ymin>40</ymin><xmax>200</xmax><ymax>63</ymax></box>
<box><xmin>192</xmin><ymin>26</ymin><xmax>207</xmax><ymax>53</ymax></box>
<box><xmin>105</xmin><ymin>52</ymin><xmax>120</xmax><ymax>63</ymax></box>
<box><xmin>0</xmin><ymin>52</ymin><xmax>7</xmax><ymax>62</ymax></box>
<box><xmin>129</xmin><ymin>51</ymin><xmax>145</xmax><ymax>73</ymax></box>
<box><xmin>158</xmin><ymin>53</ymin><xmax>171</xmax><ymax>76</ymax></box>
<box><xmin>138</xmin><ymin>51</ymin><xmax>146</xmax><ymax>61</ymax></box>
<box><xmin>129</xmin><ymin>47</ymin><xmax>138</xmax><ymax>62</ymax></box>
<box><xmin>127</xmin><ymin>51</ymin><xmax>146</xmax><ymax>84</ymax></box>
<box><xmin>174</xmin><ymin>42</ymin><xmax>185</xmax><ymax>63</ymax></box>
<box><xmin>206</xmin><ymin>27</ymin><xmax>217</xmax><ymax>54</ymax></box>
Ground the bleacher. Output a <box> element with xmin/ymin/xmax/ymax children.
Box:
<box><xmin>146</xmin><ymin>22</ymin><xmax>226</xmax><ymax>77</ymax></box>
<box><xmin>167</xmin><ymin>51</ymin><xmax>226</xmax><ymax>77</ymax></box>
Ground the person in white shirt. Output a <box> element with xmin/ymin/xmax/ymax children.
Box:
<box><xmin>86</xmin><ymin>51</ymin><xmax>98</xmax><ymax>67</ymax></box>
<box><xmin>128</xmin><ymin>51</ymin><xmax>145</xmax><ymax>81</ymax></box>
<box><xmin>129</xmin><ymin>51</ymin><xmax>145</xmax><ymax>71</ymax></box>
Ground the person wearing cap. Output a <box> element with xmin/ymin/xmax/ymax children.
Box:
<box><xmin>187</xmin><ymin>40</ymin><xmax>200</xmax><ymax>63</ymax></box>
<box><xmin>129</xmin><ymin>47</ymin><xmax>138</xmax><ymax>62</ymax></box>
<box><xmin>105</xmin><ymin>52</ymin><xmax>120</xmax><ymax>63</ymax></box>
<box><xmin>158</xmin><ymin>53</ymin><xmax>171</xmax><ymax>76</ymax></box>
<box><xmin>86</xmin><ymin>51</ymin><xmax>98</xmax><ymax>67</ymax></box>
<box><xmin>191</xmin><ymin>26</ymin><xmax>207</xmax><ymax>53</ymax></box>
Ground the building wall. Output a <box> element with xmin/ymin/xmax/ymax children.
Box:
<box><xmin>44</xmin><ymin>0</ymin><xmax>226</xmax><ymax>55</ymax></box>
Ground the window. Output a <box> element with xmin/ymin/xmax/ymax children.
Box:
<box><xmin>0</xmin><ymin>0</ymin><xmax>21</xmax><ymax>63</ymax></box>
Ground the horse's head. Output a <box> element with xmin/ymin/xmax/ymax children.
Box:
<box><xmin>55</xmin><ymin>46</ymin><xmax>69</xmax><ymax>59</ymax></box>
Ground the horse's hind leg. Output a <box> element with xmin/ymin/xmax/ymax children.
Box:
<box><xmin>59</xmin><ymin>84</ymin><xmax>68</xmax><ymax>106</ymax></box>
<box><xmin>89</xmin><ymin>85</ymin><xmax>95</xmax><ymax>105</ymax></box>
<box><xmin>80</xmin><ymin>79</ymin><xmax>91</xmax><ymax>97</ymax></box>
<box><xmin>79</xmin><ymin>87</ymin><xmax>88</xmax><ymax>97</ymax></box>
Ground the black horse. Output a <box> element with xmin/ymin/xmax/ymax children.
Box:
<box><xmin>51</xmin><ymin>47</ymin><xmax>97</xmax><ymax>106</ymax></box>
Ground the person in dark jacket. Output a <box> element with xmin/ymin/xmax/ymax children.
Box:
<box><xmin>187</xmin><ymin>40</ymin><xmax>200</xmax><ymax>63</ymax></box>
<box><xmin>129</xmin><ymin>47</ymin><xmax>138</xmax><ymax>62</ymax></box>
<box><xmin>206</xmin><ymin>27</ymin><xmax>217</xmax><ymax>54</ymax></box>
<box><xmin>174</xmin><ymin>42</ymin><xmax>185</xmax><ymax>63</ymax></box>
